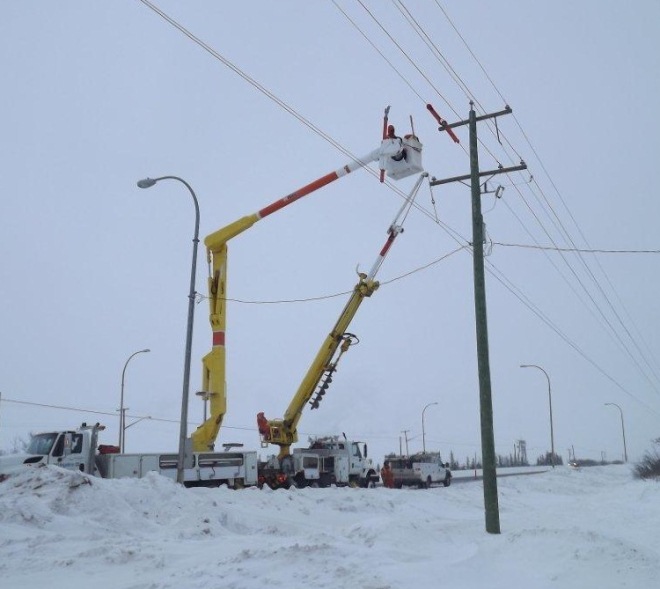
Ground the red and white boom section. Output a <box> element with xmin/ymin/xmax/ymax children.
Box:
<box><xmin>191</xmin><ymin>114</ymin><xmax>424</xmax><ymax>452</ymax></box>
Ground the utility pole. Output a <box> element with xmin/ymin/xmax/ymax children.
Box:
<box><xmin>430</xmin><ymin>102</ymin><xmax>524</xmax><ymax>535</ymax></box>
<box><xmin>401</xmin><ymin>430</ymin><xmax>410</xmax><ymax>456</ymax></box>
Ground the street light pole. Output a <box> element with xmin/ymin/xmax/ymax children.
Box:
<box><xmin>520</xmin><ymin>364</ymin><xmax>555</xmax><ymax>467</ymax></box>
<box><xmin>421</xmin><ymin>402</ymin><xmax>438</xmax><ymax>454</ymax></box>
<box><xmin>401</xmin><ymin>430</ymin><xmax>410</xmax><ymax>456</ymax></box>
<box><xmin>119</xmin><ymin>349</ymin><xmax>150</xmax><ymax>453</ymax></box>
<box><xmin>137</xmin><ymin>176</ymin><xmax>200</xmax><ymax>485</ymax></box>
<box><xmin>124</xmin><ymin>415</ymin><xmax>152</xmax><ymax>438</ymax></box>
<box><xmin>604</xmin><ymin>403</ymin><xmax>628</xmax><ymax>463</ymax></box>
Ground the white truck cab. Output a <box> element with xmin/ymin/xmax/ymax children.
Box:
<box><xmin>0</xmin><ymin>425</ymin><xmax>98</xmax><ymax>481</ymax></box>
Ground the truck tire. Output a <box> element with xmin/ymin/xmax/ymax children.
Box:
<box><xmin>417</xmin><ymin>476</ymin><xmax>432</xmax><ymax>489</ymax></box>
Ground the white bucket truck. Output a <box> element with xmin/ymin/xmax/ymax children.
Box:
<box><xmin>0</xmin><ymin>422</ymin><xmax>258</xmax><ymax>488</ymax></box>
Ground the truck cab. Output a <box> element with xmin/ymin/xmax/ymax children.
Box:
<box><xmin>386</xmin><ymin>454</ymin><xmax>452</xmax><ymax>488</ymax></box>
<box><xmin>290</xmin><ymin>436</ymin><xmax>379</xmax><ymax>488</ymax></box>
<box><xmin>0</xmin><ymin>426</ymin><xmax>97</xmax><ymax>481</ymax></box>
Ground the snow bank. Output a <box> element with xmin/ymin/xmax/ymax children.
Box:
<box><xmin>0</xmin><ymin>464</ymin><xmax>657</xmax><ymax>589</ymax></box>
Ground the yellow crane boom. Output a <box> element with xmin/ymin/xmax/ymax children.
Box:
<box><xmin>257</xmin><ymin>173</ymin><xmax>427</xmax><ymax>461</ymax></box>
<box><xmin>190</xmin><ymin>129</ymin><xmax>424</xmax><ymax>452</ymax></box>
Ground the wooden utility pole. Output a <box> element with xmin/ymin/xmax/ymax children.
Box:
<box><xmin>430</xmin><ymin>102</ymin><xmax>525</xmax><ymax>534</ymax></box>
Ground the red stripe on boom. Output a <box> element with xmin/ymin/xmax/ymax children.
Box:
<box><xmin>212</xmin><ymin>331</ymin><xmax>225</xmax><ymax>347</ymax></box>
<box><xmin>379</xmin><ymin>234</ymin><xmax>396</xmax><ymax>256</ymax></box>
<box><xmin>258</xmin><ymin>171</ymin><xmax>340</xmax><ymax>218</ymax></box>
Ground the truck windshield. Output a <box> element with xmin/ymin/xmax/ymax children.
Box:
<box><xmin>26</xmin><ymin>433</ymin><xmax>58</xmax><ymax>456</ymax></box>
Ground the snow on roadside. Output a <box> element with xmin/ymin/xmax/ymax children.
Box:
<box><xmin>0</xmin><ymin>464</ymin><xmax>658</xmax><ymax>589</ymax></box>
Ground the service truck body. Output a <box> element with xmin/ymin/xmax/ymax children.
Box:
<box><xmin>0</xmin><ymin>423</ymin><xmax>258</xmax><ymax>488</ymax></box>
<box><xmin>291</xmin><ymin>436</ymin><xmax>379</xmax><ymax>488</ymax></box>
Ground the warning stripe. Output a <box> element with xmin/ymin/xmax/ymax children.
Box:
<box><xmin>212</xmin><ymin>331</ymin><xmax>225</xmax><ymax>347</ymax></box>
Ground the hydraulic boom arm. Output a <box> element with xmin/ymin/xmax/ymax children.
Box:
<box><xmin>257</xmin><ymin>173</ymin><xmax>427</xmax><ymax>461</ymax></box>
<box><xmin>191</xmin><ymin>128</ymin><xmax>423</xmax><ymax>452</ymax></box>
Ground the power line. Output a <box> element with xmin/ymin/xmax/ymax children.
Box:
<box><xmin>138</xmin><ymin>1</ymin><xmax>660</xmax><ymax>409</ymax></box>
<box><xmin>331</xmin><ymin>0</ymin><xmax>426</xmax><ymax>104</ymax></box>
<box><xmin>355</xmin><ymin>0</ymin><xmax>460</xmax><ymax>119</ymax></box>
<box><xmin>137</xmin><ymin>0</ymin><xmax>466</xmax><ymax>250</ymax></box>
<box><xmin>0</xmin><ymin>397</ymin><xmax>254</xmax><ymax>432</ymax></box>
<box><xmin>494</xmin><ymin>242</ymin><xmax>660</xmax><ymax>254</ymax></box>
<box><xmin>198</xmin><ymin>245</ymin><xmax>467</xmax><ymax>305</ymax></box>
<box><xmin>433</xmin><ymin>2</ymin><xmax>660</xmax><ymax>395</ymax></box>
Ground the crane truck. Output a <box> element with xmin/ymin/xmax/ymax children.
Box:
<box><xmin>256</xmin><ymin>172</ymin><xmax>427</xmax><ymax>488</ymax></box>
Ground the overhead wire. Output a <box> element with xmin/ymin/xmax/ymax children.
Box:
<box><xmin>354</xmin><ymin>0</ymin><xmax>459</xmax><ymax>119</ymax></box>
<box><xmin>0</xmin><ymin>396</ymin><xmax>499</xmax><ymax>455</ymax></box>
<box><xmin>137</xmin><ymin>1</ymin><xmax>660</xmax><ymax>408</ymax></box>
<box><xmin>430</xmin><ymin>1</ymin><xmax>660</xmax><ymax>394</ymax></box>
<box><xmin>137</xmin><ymin>0</ymin><xmax>468</xmax><ymax>250</ymax></box>
<box><xmin>198</xmin><ymin>245</ymin><xmax>468</xmax><ymax>305</ymax></box>
<box><xmin>493</xmin><ymin>243</ymin><xmax>660</xmax><ymax>255</ymax></box>
<box><xmin>357</xmin><ymin>1</ymin><xmax>660</xmax><ymax>403</ymax></box>
<box><xmin>330</xmin><ymin>0</ymin><xmax>426</xmax><ymax>104</ymax></box>
<box><xmin>0</xmin><ymin>397</ymin><xmax>254</xmax><ymax>432</ymax></box>
<box><xmin>391</xmin><ymin>0</ymin><xmax>508</xmax><ymax>168</ymax></box>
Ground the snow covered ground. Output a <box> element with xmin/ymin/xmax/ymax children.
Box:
<box><xmin>0</xmin><ymin>464</ymin><xmax>656</xmax><ymax>589</ymax></box>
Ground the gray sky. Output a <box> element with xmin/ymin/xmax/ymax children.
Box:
<box><xmin>1</xmin><ymin>1</ymin><xmax>659</xmax><ymax>465</ymax></box>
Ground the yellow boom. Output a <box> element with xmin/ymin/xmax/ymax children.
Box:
<box><xmin>257</xmin><ymin>173</ymin><xmax>427</xmax><ymax>461</ymax></box>
<box><xmin>189</xmin><ymin>133</ymin><xmax>421</xmax><ymax>452</ymax></box>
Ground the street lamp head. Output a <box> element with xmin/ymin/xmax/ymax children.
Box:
<box><xmin>141</xmin><ymin>348</ymin><xmax>151</xmax><ymax>353</ymax></box>
<box><xmin>137</xmin><ymin>178</ymin><xmax>157</xmax><ymax>189</ymax></box>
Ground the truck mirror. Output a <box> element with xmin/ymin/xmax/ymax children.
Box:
<box><xmin>364</xmin><ymin>443</ymin><xmax>368</xmax><ymax>458</ymax></box>
<box><xmin>62</xmin><ymin>433</ymin><xmax>73</xmax><ymax>456</ymax></box>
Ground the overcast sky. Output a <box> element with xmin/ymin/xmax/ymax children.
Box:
<box><xmin>1</xmin><ymin>1</ymin><xmax>659</xmax><ymax>465</ymax></box>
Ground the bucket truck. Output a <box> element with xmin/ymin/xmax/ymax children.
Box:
<box><xmin>192</xmin><ymin>115</ymin><xmax>423</xmax><ymax>463</ymax></box>
<box><xmin>0</xmin><ymin>423</ymin><xmax>259</xmax><ymax>488</ymax></box>
<box><xmin>0</xmin><ymin>112</ymin><xmax>424</xmax><ymax>491</ymax></box>
<box><xmin>256</xmin><ymin>173</ymin><xmax>427</xmax><ymax>488</ymax></box>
